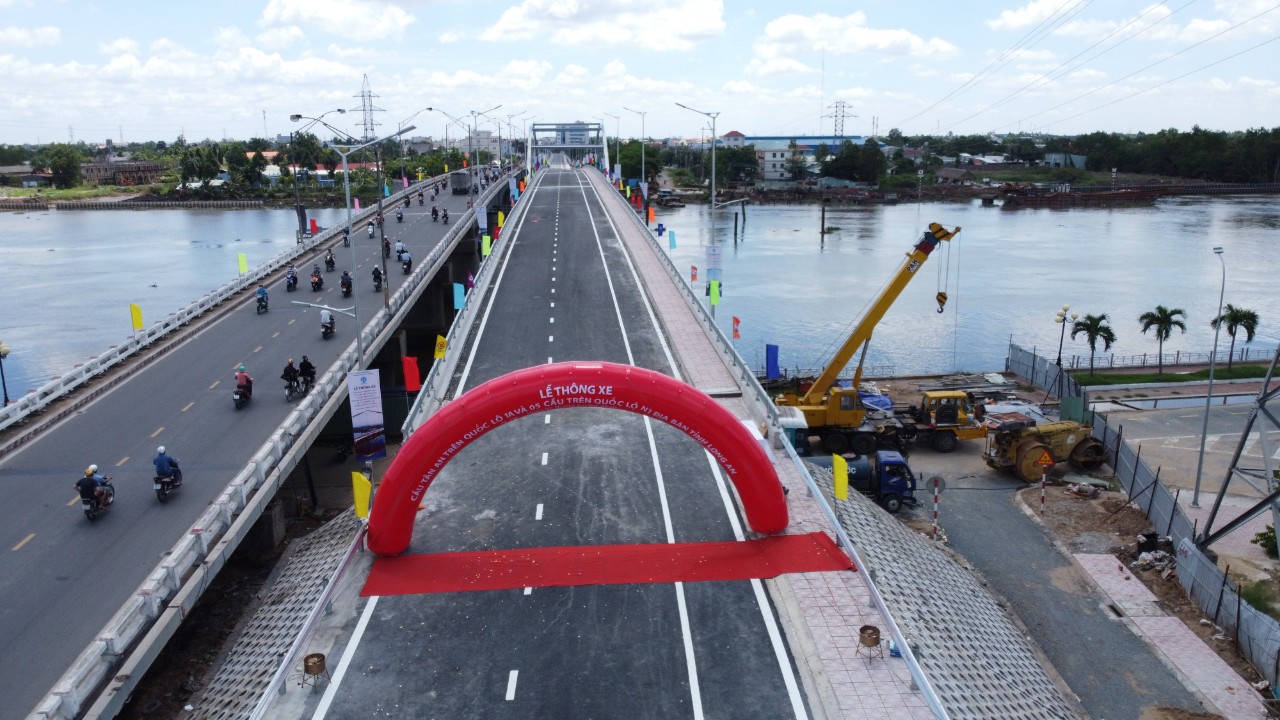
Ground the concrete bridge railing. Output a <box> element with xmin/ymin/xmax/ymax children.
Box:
<box><xmin>29</xmin><ymin>173</ymin><xmax>517</xmax><ymax>720</ymax></box>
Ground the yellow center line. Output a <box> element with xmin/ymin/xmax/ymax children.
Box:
<box><xmin>181</xmin><ymin>401</ymin><xmax>194</xmax><ymax>412</ymax></box>
<box><xmin>210</xmin><ymin>380</ymin><xmax>220</xmax><ymax>390</ymax></box>
<box><xmin>150</xmin><ymin>426</ymin><xmax>164</xmax><ymax>437</ymax></box>
<box><xmin>67</xmin><ymin>496</ymin><xmax>79</xmax><ymax>506</ymax></box>
<box><xmin>116</xmin><ymin>456</ymin><xmax>129</xmax><ymax>466</ymax></box>
<box><xmin>12</xmin><ymin>533</ymin><xmax>35</xmax><ymax>551</ymax></box>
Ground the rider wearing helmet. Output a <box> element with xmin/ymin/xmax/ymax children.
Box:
<box><xmin>281</xmin><ymin>358</ymin><xmax>300</xmax><ymax>392</ymax></box>
<box><xmin>153</xmin><ymin>446</ymin><xmax>182</xmax><ymax>483</ymax></box>
<box><xmin>75</xmin><ymin>465</ymin><xmax>111</xmax><ymax>507</ymax></box>
<box><xmin>298</xmin><ymin>355</ymin><xmax>317</xmax><ymax>389</ymax></box>
<box><xmin>235</xmin><ymin>365</ymin><xmax>253</xmax><ymax>397</ymax></box>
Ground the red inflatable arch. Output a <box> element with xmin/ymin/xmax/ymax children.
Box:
<box><xmin>367</xmin><ymin>361</ymin><xmax>788</xmax><ymax>555</ymax></box>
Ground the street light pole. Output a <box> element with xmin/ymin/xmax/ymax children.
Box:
<box><xmin>1051</xmin><ymin>304</ymin><xmax>1078</xmax><ymax>399</ymax></box>
<box><xmin>0</xmin><ymin>340</ymin><xmax>11</xmax><ymax>406</ymax></box>
<box><xmin>675</xmin><ymin>102</ymin><xmax>720</xmax><ymax>208</ymax></box>
<box><xmin>289</xmin><ymin>109</ymin><xmax>347</xmax><ymax>243</ymax></box>
<box><xmin>1192</xmin><ymin>246</ymin><xmax>1227</xmax><ymax>508</ymax></box>
<box><xmin>326</xmin><ymin>124</ymin><xmax>415</xmax><ymax>370</ymax></box>
<box><xmin>469</xmin><ymin>105</ymin><xmax>502</xmax><ymax>170</ymax></box>
<box><xmin>505</xmin><ymin>111</ymin><xmax>527</xmax><ymax>169</ymax></box>
<box><xmin>603</xmin><ymin>112</ymin><xmax>620</xmax><ymax>173</ymax></box>
<box><xmin>622</xmin><ymin>106</ymin><xmax>647</xmax><ymax>191</ymax></box>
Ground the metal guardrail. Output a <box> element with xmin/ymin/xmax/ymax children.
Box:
<box><xmin>583</xmin><ymin>170</ymin><xmax>950</xmax><ymax>719</ymax></box>
<box><xmin>27</xmin><ymin>175</ymin><xmax>481</xmax><ymax>720</ymax></box>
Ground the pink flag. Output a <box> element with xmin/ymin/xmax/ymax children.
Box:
<box><xmin>466</xmin><ymin>272</ymin><xmax>475</xmax><ymax>290</ymax></box>
<box><xmin>402</xmin><ymin>177</ymin><xmax>408</xmax><ymax>188</ymax></box>
<box><xmin>355</xmin><ymin>198</ymin><xmax>361</xmax><ymax>211</ymax></box>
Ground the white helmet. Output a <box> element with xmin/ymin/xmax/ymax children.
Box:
<box><xmin>85</xmin><ymin>464</ymin><xmax>98</xmax><ymax>476</ymax></box>
<box><xmin>157</xmin><ymin>446</ymin><xmax>166</xmax><ymax>455</ymax></box>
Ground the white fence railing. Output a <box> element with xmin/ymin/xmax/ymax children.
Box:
<box><xmin>29</xmin><ymin>174</ymin><xmax>518</xmax><ymax>720</ymax></box>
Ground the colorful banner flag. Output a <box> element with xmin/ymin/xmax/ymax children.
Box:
<box><xmin>346</xmin><ymin>369</ymin><xmax>387</xmax><ymax>462</ymax></box>
<box><xmin>732</xmin><ymin>316</ymin><xmax>741</xmax><ymax>339</ymax></box>
<box><xmin>352</xmin><ymin>471</ymin><xmax>372</xmax><ymax>519</ymax></box>
<box><xmin>709</xmin><ymin>280</ymin><xmax>721</xmax><ymax>305</ymax></box>
<box><xmin>236</xmin><ymin>252</ymin><xmax>248</xmax><ymax>274</ymax></box>
<box><xmin>402</xmin><ymin>177</ymin><xmax>408</xmax><ymax>188</ymax></box>
<box><xmin>310</xmin><ymin>218</ymin><xmax>319</xmax><ymax>234</ymax></box>
<box><xmin>355</xmin><ymin>197</ymin><xmax>361</xmax><ymax>211</ymax></box>
<box><xmin>669</xmin><ymin>230</ymin><xmax>676</xmax><ymax>250</ymax></box>
<box><xmin>648</xmin><ymin>206</ymin><xmax>655</xmax><ymax>224</ymax></box>
<box><xmin>482</xmin><ymin>235</ymin><xmax>491</xmax><ymax>256</ymax></box>
<box><xmin>466</xmin><ymin>272</ymin><xmax>475</xmax><ymax>290</ymax></box>
<box><xmin>690</xmin><ymin>264</ymin><xmax>698</xmax><ymax>282</ymax></box>
<box><xmin>445</xmin><ymin>164</ymin><xmax>449</xmax><ymax>172</ymax></box>
<box><xmin>832</xmin><ymin>454</ymin><xmax>849</xmax><ymax>500</ymax></box>
<box><xmin>402</xmin><ymin>356</ymin><xmax>421</xmax><ymax>392</ymax></box>
<box><xmin>453</xmin><ymin>282</ymin><xmax>465</xmax><ymax>310</ymax></box>
<box><xmin>765</xmin><ymin>344</ymin><xmax>780</xmax><ymax>379</ymax></box>
<box><xmin>497</xmin><ymin>211</ymin><xmax>505</xmax><ymax>228</ymax></box>
<box><xmin>129</xmin><ymin>303</ymin><xmax>143</xmax><ymax>331</ymax></box>
<box><xmin>434</xmin><ymin>335</ymin><xmax>447</xmax><ymax>359</ymax></box>
<box><xmin>384</xmin><ymin>183</ymin><xmax>390</xmax><ymax>197</ymax></box>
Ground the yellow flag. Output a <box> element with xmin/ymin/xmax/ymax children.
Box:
<box><xmin>709</xmin><ymin>280</ymin><xmax>721</xmax><ymax>305</ymax></box>
<box><xmin>352</xmin><ymin>471</ymin><xmax>372</xmax><ymax>518</ymax></box>
<box><xmin>497</xmin><ymin>211</ymin><xmax>505</xmax><ymax>228</ymax></box>
<box><xmin>482</xmin><ymin>235</ymin><xmax>491</xmax><ymax>256</ymax></box>
<box><xmin>236</xmin><ymin>252</ymin><xmax>248</xmax><ymax>274</ymax></box>
<box><xmin>129</xmin><ymin>303</ymin><xmax>143</xmax><ymax>331</ymax></box>
<box><xmin>434</xmin><ymin>334</ymin><xmax>447</xmax><ymax>359</ymax></box>
<box><xmin>444</xmin><ymin>164</ymin><xmax>449</xmax><ymax>173</ymax></box>
<box><xmin>832</xmin><ymin>454</ymin><xmax>849</xmax><ymax>500</ymax></box>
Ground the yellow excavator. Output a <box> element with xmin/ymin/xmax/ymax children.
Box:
<box><xmin>776</xmin><ymin>222</ymin><xmax>980</xmax><ymax>455</ymax></box>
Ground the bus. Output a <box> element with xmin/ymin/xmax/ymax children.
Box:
<box><xmin>450</xmin><ymin>170</ymin><xmax>472</xmax><ymax>195</ymax></box>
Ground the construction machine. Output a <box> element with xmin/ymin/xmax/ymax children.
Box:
<box><xmin>981</xmin><ymin>411</ymin><xmax>1109</xmax><ymax>482</ymax></box>
<box><xmin>896</xmin><ymin>389</ymin><xmax>989</xmax><ymax>452</ymax></box>
<box><xmin>775</xmin><ymin>222</ymin><xmax>962</xmax><ymax>455</ymax></box>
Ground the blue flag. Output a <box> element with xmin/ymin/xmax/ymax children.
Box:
<box><xmin>453</xmin><ymin>282</ymin><xmax>465</xmax><ymax>310</ymax></box>
<box><xmin>766</xmin><ymin>344</ymin><xmax>780</xmax><ymax>379</ymax></box>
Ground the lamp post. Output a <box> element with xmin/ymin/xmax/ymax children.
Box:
<box><xmin>0</xmin><ymin>340</ymin><xmax>11</xmax><ymax>406</ymax></box>
<box><xmin>397</xmin><ymin>106</ymin><xmax>433</xmax><ymax>185</ymax></box>
<box><xmin>1192</xmin><ymin>246</ymin><xmax>1227</xmax><ymax>508</ymax></box>
<box><xmin>603</xmin><ymin>112</ymin><xmax>620</xmax><ymax>174</ymax></box>
<box><xmin>1052</xmin><ymin>304</ymin><xmax>1078</xmax><ymax>399</ymax></box>
<box><xmin>675</xmin><ymin>102</ymin><xmax>720</xmax><ymax>208</ymax></box>
<box><xmin>289</xmin><ymin>109</ymin><xmax>347</xmax><ymax>243</ymax></box>
<box><xmin>326</xmin><ymin>124</ymin><xmax>415</xmax><ymax>369</ymax></box>
<box><xmin>622</xmin><ymin>106</ymin><xmax>647</xmax><ymax>191</ymax></box>
<box><xmin>468</xmin><ymin>104</ymin><xmax>502</xmax><ymax>170</ymax></box>
<box><xmin>505</xmin><ymin>111</ymin><xmax>527</xmax><ymax>168</ymax></box>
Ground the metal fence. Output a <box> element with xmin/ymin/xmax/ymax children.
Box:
<box><xmin>1018</xmin><ymin>345</ymin><xmax>1261</xmax><ymax>373</ymax></box>
<box><xmin>1005</xmin><ymin>343</ymin><xmax>1084</xmax><ymax>399</ymax></box>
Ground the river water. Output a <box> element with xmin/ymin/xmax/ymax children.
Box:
<box><xmin>0</xmin><ymin>195</ymin><xmax>1277</xmax><ymax>396</ymax></box>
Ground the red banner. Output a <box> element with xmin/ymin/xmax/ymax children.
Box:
<box><xmin>402</xmin><ymin>356</ymin><xmax>421</xmax><ymax>392</ymax></box>
<box><xmin>732</xmin><ymin>316</ymin><xmax>741</xmax><ymax>339</ymax></box>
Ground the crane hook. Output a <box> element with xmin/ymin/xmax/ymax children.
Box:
<box><xmin>936</xmin><ymin>291</ymin><xmax>948</xmax><ymax>313</ymax></box>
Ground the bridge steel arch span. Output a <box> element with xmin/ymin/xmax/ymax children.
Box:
<box><xmin>368</xmin><ymin>361</ymin><xmax>789</xmax><ymax>555</ymax></box>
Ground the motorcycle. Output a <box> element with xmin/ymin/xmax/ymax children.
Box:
<box><xmin>417</xmin><ymin>194</ymin><xmax>424</xmax><ymax>206</ymax></box>
<box><xmin>402</xmin><ymin>258</ymin><xmax>412</xmax><ymax>274</ymax></box>
<box><xmin>342</xmin><ymin>232</ymin><xmax>350</xmax><ymax>247</ymax></box>
<box><xmin>340</xmin><ymin>279</ymin><xmax>353</xmax><ymax>298</ymax></box>
<box><xmin>431</xmin><ymin>207</ymin><xmax>438</xmax><ymax>222</ymax></box>
<box><xmin>373</xmin><ymin>274</ymin><xmax>383</xmax><ymax>292</ymax></box>
<box><xmin>404</xmin><ymin>197</ymin><xmax>411</xmax><ymax>209</ymax></box>
<box><xmin>325</xmin><ymin>256</ymin><xmax>336</xmax><ymax>272</ymax></box>
<box><xmin>310</xmin><ymin>274</ymin><xmax>324</xmax><ymax>291</ymax></box>
<box><xmin>256</xmin><ymin>296</ymin><xmax>269</xmax><ymax>314</ymax></box>
<box><xmin>284</xmin><ymin>378</ymin><xmax>301</xmax><ymax>402</ymax></box>
<box><xmin>285</xmin><ymin>274</ymin><xmax>298</xmax><ymax>292</ymax></box>
<box><xmin>321</xmin><ymin>319</ymin><xmax>336</xmax><ymax>339</ymax></box>
<box><xmin>154</xmin><ymin>465</ymin><xmax>182</xmax><ymax>503</ymax></box>
<box><xmin>367</xmin><ymin>224</ymin><xmax>376</xmax><ymax>239</ymax></box>
<box><xmin>233</xmin><ymin>384</ymin><xmax>251</xmax><ymax>410</ymax></box>
<box><xmin>396</xmin><ymin>209</ymin><xmax>403</xmax><ymax>223</ymax></box>
<box><xmin>383</xmin><ymin>238</ymin><xmax>391</xmax><ymax>259</ymax></box>
<box><xmin>442</xmin><ymin>210</ymin><xmax>449</xmax><ymax>224</ymax></box>
<box><xmin>83</xmin><ymin>478</ymin><xmax>115</xmax><ymax>520</ymax></box>
<box><xmin>300</xmin><ymin>374</ymin><xmax>315</xmax><ymax>394</ymax></box>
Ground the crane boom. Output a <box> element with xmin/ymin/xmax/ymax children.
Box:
<box><xmin>799</xmin><ymin>222</ymin><xmax>960</xmax><ymax>406</ymax></box>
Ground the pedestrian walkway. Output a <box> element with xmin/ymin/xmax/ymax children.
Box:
<box><xmin>590</xmin><ymin>170</ymin><xmax>1080</xmax><ymax>719</ymax></box>
<box><xmin>1075</xmin><ymin>554</ymin><xmax>1269</xmax><ymax>719</ymax></box>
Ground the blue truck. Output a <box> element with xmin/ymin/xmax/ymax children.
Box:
<box><xmin>809</xmin><ymin>450</ymin><xmax>920</xmax><ymax>514</ymax></box>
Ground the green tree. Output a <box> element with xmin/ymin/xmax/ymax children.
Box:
<box><xmin>1071</xmin><ymin>313</ymin><xmax>1117</xmax><ymax>376</ymax></box>
<box><xmin>1210</xmin><ymin>304</ymin><xmax>1260</xmax><ymax>369</ymax></box>
<box><xmin>31</xmin><ymin>144</ymin><xmax>86</xmax><ymax>188</ymax></box>
<box><xmin>785</xmin><ymin>139</ymin><xmax>807</xmax><ymax>181</ymax></box>
<box><xmin>1137</xmin><ymin>305</ymin><xmax>1186</xmax><ymax>374</ymax></box>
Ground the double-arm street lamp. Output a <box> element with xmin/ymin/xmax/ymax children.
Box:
<box><xmin>469</xmin><ymin>105</ymin><xmax>502</xmax><ymax>169</ymax></box>
<box><xmin>622</xmin><ymin>106</ymin><xmax>647</xmax><ymax>190</ymax></box>
<box><xmin>0</xmin><ymin>339</ymin><xmax>11</xmax><ymax>406</ymax></box>
<box><xmin>1050</xmin><ymin>304</ymin><xmax>1079</xmax><ymax>400</ymax></box>
<box><xmin>675</xmin><ymin>102</ymin><xmax>720</xmax><ymax>207</ymax></box>
<box><xmin>397</xmin><ymin>106</ymin><xmax>433</xmax><ymax>184</ymax></box>
<box><xmin>1192</xmin><ymin>246</ymin><xmax>1227</xmax><ymax>508</ymax></box>
<box><xmin>289</xmin><ymin>109</ymin><xmax>347</xmax><ymax>242</ymax></box>
<box><xmin>505</xmin><ymin>111</ymin><xmax>528</xmax><ymax>168</ymax></box>
<box><xmin>603</xmin><ymin>112</ymin><xmax>620</xmax><ymax>172</ymax></box>
<box><xmin>325</xmin><ymin>124</ymin><xmax>415</xmax><ymax>369</ymax></box>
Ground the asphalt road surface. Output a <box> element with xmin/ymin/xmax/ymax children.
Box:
<box><xmin>316</xmin><ymin>166</ymin><xmax>813</xmax><ymax>719</ymax></box>
<box><xmin>0</xmin><ymin>182</ymin><xmax>474</xmax><ymax>720</ymax></box>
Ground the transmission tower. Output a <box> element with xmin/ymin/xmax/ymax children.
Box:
<box><xmin>356</xmin><ymin>75</ymin><xmax>385</xmax><ymax>141</ymax></box>
<box><xmin>826</xmin><ymin>101</ymin><xmax>858</xmax><ymax>142</ymax></box>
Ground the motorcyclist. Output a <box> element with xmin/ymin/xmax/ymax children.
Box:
<box><xmin>404</xmin><ymin>196</ymin><xmax>411</xmax><ymax>209</ymax></box>
<box><xmin>234</xmin><ymin>365</ymin><xmax>253</xmax><ymax>398</ymax></box>
<box><xmin>310</xmin><ymin>265</ymin><xmax>324</xmax><ymax>290</ymax></box>
<box><xmin>431</xmin><ymin>205</ymin><xmax>438</xmax><ymax>221</ymax></box>
<box><xmin>367</xmin><ymin>222</ymin><xmax>376</xmax><ymax>238</ymax></box>
<box><xmin>285</xmin><ymin>265</ymin><xmax>298</xmax><ymax>283</ymax></box>
<box><xmin>298</xmin><ymin>355</ymin><xmax>317</xmax><ymax>389</ymax></box>
<box><xmin>382</xmin><ymin>236</ymin><xmax>391</xmax><ymax>258</ymax></box>
<box><xmin>372</xmin><ymin>265</ymin><xmax>384</xmax><ymax>287</ymax></box>
<box><xmin>75</xmin><ymin>465</ymin><xmax>112</xmax><ymax>508</ymax></box>
<box><xmin>401</xmin><ymin>250</ymin><xmax>413</xmax><ymax>273</ymax></box>
<box><xmin>324</xmin><ymin>249</ymin><xmax>335</xmax><ymax>271</ymax></box>
<box><xmin>153</xmin><ymin>446</ymin><xmax>182</xmax><ymax>484</ymax></box>
<box><xmin>416</xmin><ymin>190</ymin><xmax>424</xmax><ymax>205</ymax></box>
<box><xmin>255</xmin><ymin>284</ymin><xmax>269</xmax><ymax>308</ymax></box>
<box><xmin>281</xmin><ymin>358</ymin><xmax>300</xmax><ymax>393</ymax></box>
<box><xmin>394</xmin><ymin>239</ymin><xmax>406</xmax><ymax>260</ymax></box>
<box><xmin>441</xmin><ymin>208</ymin><xmax>449</xmax><ymax>224</ymax></box>
<box><xmin>395</xmin><ymin>207</ymin><xmax>403</xmax><ymax>222</ymax></box>
<box><xmin>320</xmin><ymin>308</ymin><xmax>336</xmax><ymax>334</ymax></box>
<box><xmin>340</xmin><ymin>271</ymin><xmax>353</xmax><ymax>294</ymax></box>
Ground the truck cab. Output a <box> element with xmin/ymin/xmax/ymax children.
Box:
<box><xmin>844</xmin><ymin>450</ymin><xmax>918</xmax><ymax>513</ymax></box>
<box><xmin>904</xmin><ymin>390</ymin><xmax>988</xmax><ymax>452</ymax></box>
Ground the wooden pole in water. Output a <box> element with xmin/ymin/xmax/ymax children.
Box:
<box><xmin>820</xmin><ymin>200</ymin><xmax>826</xmax><ymax>243</ymax></box>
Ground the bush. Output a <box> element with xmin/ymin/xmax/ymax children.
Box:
<box><xmin>1252</xmin><ymin>524</ymin><xmax>1277</xmax><ymax>558</ymax></box>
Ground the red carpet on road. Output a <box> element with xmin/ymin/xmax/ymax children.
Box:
<box><xmin>362</xmin><ymin>532</ymin><xmax>853</xmax><ymax>596</ymax></box>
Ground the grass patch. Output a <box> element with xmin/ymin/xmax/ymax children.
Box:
<box><xmin>1240</xmin><ymin>579</ymin><xmax>1280</xmax><ymax>620</ymax></box>
<box><xmin>1072</xmin><ymin>365</ymin><xmax>1270</xmax><ymax>386</ymax></box>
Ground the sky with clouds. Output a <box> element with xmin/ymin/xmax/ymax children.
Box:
<box><xmin>2</xmin><ymin>0</ymin><xmax>1277</xmax><ymax>146</ymax></box>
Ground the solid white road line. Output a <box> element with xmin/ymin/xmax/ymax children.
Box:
<box><xmin>312</xmin><ymin>595</ymin><xmax>379</xmax><ymax>720</ymax></box>
<box><xmin>541</xmin><ymin>452</ymin><xmax>548</xmax><ymax>466</ymax></box>
<box><xmin>535</xmin><ymin>503</ymin><xmax>544</xmax><ymax>520</ymax></box>
<box><xmin>505</xmin><ymin>670</ymin><xmax>519</xmax><ymax>701</ymax></box>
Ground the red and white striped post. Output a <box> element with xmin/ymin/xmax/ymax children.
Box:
<box><xmin>931</xmin><ymin>476</ymin><xmax>941</xmax><ymax>540</ymax></box>
<box><xmin>1040</xmin><ymin>467</ymin><xmax>1048</xmax><ymax>514</ymax></box>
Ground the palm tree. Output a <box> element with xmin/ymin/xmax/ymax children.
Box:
<box><xmin>1071</xmin><ymin>313</ymin><xmax>1117</xmax><ymax>376</ymax></box>
<box><xmin>1210</xmin><ymin>304</ymin><xmax>1260</xmax><ymax>370</ymax></box>
<box><xmin>1137</xmin><ymin>305</ymin><xmax>1186</xmax><ymax>374</ymax></box>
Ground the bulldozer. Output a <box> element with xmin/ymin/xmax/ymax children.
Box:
<box><xmin>981</xmin><ymin>411</ymin><xmax>1108</xmax><ymax>482</ymax></box>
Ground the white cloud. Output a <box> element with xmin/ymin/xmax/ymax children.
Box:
<box><xmin>259</xmin><ymin>0</ymin><xmax>414</xmax><ymax>40</ymax></box>
<box><xmin>554</xmin><ymin>64</ymin><xmax>590</xmax><ymax>84</ymax></box>
<box><xmin>985</xmin><ymin>0</ymin><xmax>1063</xmax><ymax>31</ymax></box>
<box><xmin>750</xmin><ymin>12</ymin><xmax>958</xmax><ymax>71</ymax></box>
<box><xmin>745</xmin><ymin>57</ymin><xmax>813</xmax><ymax>77</ymax></box>
<box><xmin>0</xmin><ymin>25</ymin><xmax>60</xmax><ymax>47</ymax></box>
<box><xmin>479</xmin><ymin>0</ymin><xmax>724</xmax><ymax>51</ymax></box>
<box><xmin>98</xmin><ymin>38</ymin><xmax>139</xmax><ymax>56</ymax></box>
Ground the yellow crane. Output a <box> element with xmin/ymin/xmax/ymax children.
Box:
<box><xmin>776</xmin><ymin>222</ymin><xmax>963</xmax><ymax>455</ymax></box>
